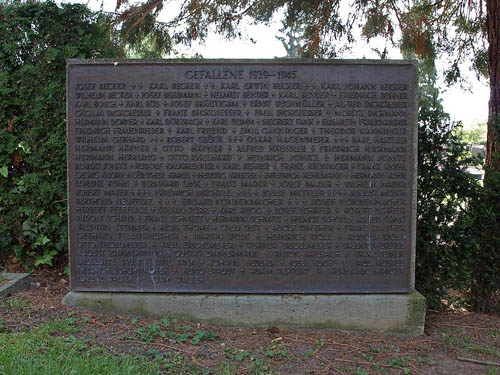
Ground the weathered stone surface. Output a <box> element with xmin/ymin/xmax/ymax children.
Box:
<box><xmin>63</xmin><ymin>290</ymin><xmax>426</xmax><ymax>335</ymax></box>
<box><xmin>0</xmin><ymin>273</ymin><xmax>31</xmax><ymax>298</ymax></box>
<box><xmin>66</xmin><ymin>59</ymin><xmax>418</xmax><ymax>294</ymax></box>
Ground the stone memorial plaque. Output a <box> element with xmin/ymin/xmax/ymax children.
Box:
<box><xmin>67</xmin><ymin>60</ymin><xmax>417</xmax><ymax>293</ymax></box>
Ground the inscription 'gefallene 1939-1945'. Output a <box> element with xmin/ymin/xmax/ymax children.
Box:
<box><xmin>67</xmin><ymin>60</ymin><xmax>417</xmax><ymax>293</ymax></box>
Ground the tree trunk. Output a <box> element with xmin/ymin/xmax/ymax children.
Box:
<box><xmin>486</xmin><ymin>0</ymin><xmax>500</xmax><ymax>172</ymax></box>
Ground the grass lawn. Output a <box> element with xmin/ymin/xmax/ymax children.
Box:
<box><xmin>0</xmin><ymin>322</ymin><xmax>161</xmax><ymax>375</ymax></box>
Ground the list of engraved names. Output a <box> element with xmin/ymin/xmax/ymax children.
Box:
<box><xmin>67</xmin><ymin>61</ymin><xmax>416</xmax><ymax>293</ymax></box>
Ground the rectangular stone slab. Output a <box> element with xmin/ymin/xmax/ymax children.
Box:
<box><xmin>0</xmin><ymin>273</ymin><xmax>31</xmax><ymax>298</ymax></box>
<box><xmin>63</xmin><ymin>291</ymin><xmax>426</xmax><ymax>335</ymax></box>
<box><xmin>67</xmin><ymin>59</ymin><xmax>417</xmax><ymax>293</ymax></box>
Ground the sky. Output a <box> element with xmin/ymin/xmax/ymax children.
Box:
<box><xmin>64</xmin><ymin>0</ymin><xmax>489</xmax><ymax>127</ymax></box>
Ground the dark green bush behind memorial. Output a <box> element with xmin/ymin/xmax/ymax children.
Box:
<box><xmin>0</xmin><ymin>1</ymin><xmax>120</xmax><ymax>267</ymax></box>
<box><xmin>414</xmin><ymin>68</ymin><xmax>480</xmax><ymax>308</ymax></box>
<box><xmin>457</xmin><ymin>168</ymin><xmax>500</xmax><ymax>313</ymax></box>
<box><xmin>415</xmin><ymin>65</ymin><xmax>500</xmax><ymax>312</ymax></box>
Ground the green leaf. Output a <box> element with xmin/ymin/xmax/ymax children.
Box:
<box><xmin>34</xmin><ymin>235</ymin><xmax>51</xmax><ymax>247</ymax></box>
<box><xmin>22</xmin><ymin>220</ymin><xmax>32</xmax><ymax>232</ymax></box>
<box><xmin>0</xmin><ymin>166</ymin><xmax>7</xmax><ymax>178</ymax></box>
<box><xmin>34</xmin><ymin>249</ymin><xmax>58</xmax><ymax>266</ymax></box>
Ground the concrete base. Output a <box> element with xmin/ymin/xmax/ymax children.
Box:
<box><xmin>63</xmin><ymin>291</ymin><xmax>425</xmax><ymax>335</ymax></box>
<box><xmin>0</xmin><ymin>273</ymin><xmax>31</xmax><ymax>298</ymax></box>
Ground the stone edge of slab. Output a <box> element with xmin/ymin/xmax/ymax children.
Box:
<box><xmin>0</xmin><ymin>273</ymin><xmax>31</xmax><ymax>298</ymax></box>
<box><xmin>63</xmin><ymin>290</ymin><xmax>426</xmax><ymax>336</ymax></box>
<box><xmin>67</xmin><ymin>58</ymin><xmax>418</xmax><ymax>66</ymax></box>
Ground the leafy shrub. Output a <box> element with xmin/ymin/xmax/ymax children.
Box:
<box><xmin>415</xmin><ymin>67</ymin><xmax>500</xmax><ymax>312</ymax></box>
<box><xmin>0</xmin><ymin>1</ymin><xmax>120</xmax><ymax>267</ymax></box>
<box><xmin>415</xmin><ymin>70</ymin><xmax>481</xmax><ymax>308</ymax></box>
<box><xmin>455</xmin><ymin>122</ymin><xmax>487</xmax><ymax>145</ymax></box>
<box><xmin>458</xmin><ymin>168</ymin><xmax>500</xmax><ymax>313</ymax></box>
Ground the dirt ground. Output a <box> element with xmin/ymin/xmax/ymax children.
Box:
<box><xmin>1</xmin><ymin>269</ymin><xmax>499</xmax><ymax>374</ymax></box>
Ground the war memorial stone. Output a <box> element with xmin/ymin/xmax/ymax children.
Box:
<box><xmin>63</xmin><ymin>60</ymin><xmax>426</xmax><ymax>334</ymax></box>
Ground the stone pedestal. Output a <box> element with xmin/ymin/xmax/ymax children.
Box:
<box><xmin>64</xmin><ymin>290</ymin><xmax>425</xmax><ymax>335</ymax></box>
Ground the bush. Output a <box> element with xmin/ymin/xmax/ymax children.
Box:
<box><xmin>458</xmin><ymin>169</ymin><xmax>500</xmax><ymax>313</ymax></box>
<box><xmin>415</xmin><ymin>68</ymin><xmax>500</xmax><ymax>312</ymax></box>
<box><xmin>415</xmin><ymin>71</ymin><xmax>481</xmax><ymax>308</ymax></box>
<box><xmin>455</xmin><ymin>122</ymin><xmax>487</xmax><ymax>145</ymax></box>
<box><xmin>0</xmin><ymin>1</ymin><xmax>120</xmax><ymax>267</ymax></box>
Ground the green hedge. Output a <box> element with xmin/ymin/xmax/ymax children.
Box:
<box><xmin>459</xmin><ymin>169</ymin><xmax>500</xmax><ymax>313</ymax></box>
<box><xmin>0</xmin><ymin>1</ymin><xmax>120</xmax><ymax>267</ymax></box>
<box><xmin>414</xmin><ymin>71</ymin><xmax>481</xmax><ymax>308</ymax></box>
